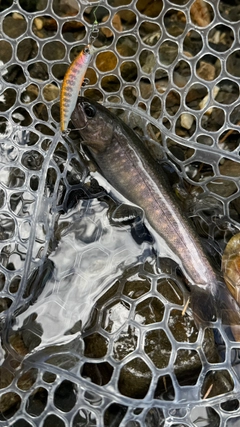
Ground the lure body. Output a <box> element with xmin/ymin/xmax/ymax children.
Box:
<box><xmin>60</xmin><ymin>44</ymin><xmax>95</xmax><ymax>132</ymax></box>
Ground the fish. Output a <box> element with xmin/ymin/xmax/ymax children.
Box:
<box><xmin>71</xmin><ymin>97</ymin><xmax>240</xmax><ymax>335</ymax></box>
<box><xmin>71</xmin><ymin>97</ymin><xmax>215</xmax><ymax>287</ymax></box>
<box><xmin>60</xmin><ymin>44</ymin><xmax>95</xmax><ymax>132</ymax></box>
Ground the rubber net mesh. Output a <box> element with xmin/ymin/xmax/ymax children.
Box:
<box><xmin>1</xmin><ymin>0</ymin><xmax>240</xmax><ymax>426</ymax></box>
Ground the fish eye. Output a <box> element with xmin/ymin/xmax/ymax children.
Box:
<box><xmin>83</xmin><ymin>103</ymin><xmax>96</xmax><ymax>118</ymax></box>
<box><xmin>84</xmin><ymin>46</ymin><xmax>90</xmax><ymax>54</ymax></box>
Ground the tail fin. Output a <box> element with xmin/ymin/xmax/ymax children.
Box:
<box><xmin>190</xmin><ymin>285</ymin><xmax>218</xmax><ymax>325</ymax></box>
<box><xmin>191</xmin><ymin>281</ymin><xmax>240</xmax><ymax>342</ymax></box>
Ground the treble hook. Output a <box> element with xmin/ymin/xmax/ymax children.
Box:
<box><xmin>82</xmin><ymin>77</ymin><xmax>90</xmax><ymax>86</ymax></box>
<box><xmin>89</xmin><ymin>25</ymin><xmax>99</xmax><ymax>43</ymax></box>
<box><xmin>89</xmin><ymin>1</ymin><xmax>101</xmax><ymax>43</ymax></box>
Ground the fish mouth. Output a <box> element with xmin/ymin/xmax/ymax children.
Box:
<box><xmin>71</xmin><ymin>97</ymin><xmax>87</xmax><ymax>129</ymax></box>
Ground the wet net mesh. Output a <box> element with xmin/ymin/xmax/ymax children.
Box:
<box><xmin>1</xmin><ymin>0</ymin><xmax>240</xmax><ymax>426</ymax></box>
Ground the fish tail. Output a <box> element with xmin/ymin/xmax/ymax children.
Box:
<box><xmin>191</xmin><ymin>285</ymin><xmax>218</xmax><ymax>325</ymax></box>
<box><xmin>191</xmin><ymin>281</ymin><xmax>240</xmax><ymax>341</ymax></box>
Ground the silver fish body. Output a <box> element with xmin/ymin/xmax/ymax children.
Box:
<box><xmin>72</xmin><ymin>98</ymin><xmax>217</xmax><ymax>287</ymax></box>
<box><xmin>71</xmin><ymin>97</ymin><xmax>240</xmax><ymax>332</ymax></box>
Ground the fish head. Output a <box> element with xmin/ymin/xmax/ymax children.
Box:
<box><xmin>71</xmin><ymin>97</ymin><xmax>114</xmax><ymax>154</ymax></box>
<box><xmin>83</xmin><ymin>44</ymin><xmax>100</xmax><ymax>57</ymax></box>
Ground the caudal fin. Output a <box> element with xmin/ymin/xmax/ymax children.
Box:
<box><xmin>191</xmin><ymin>282</ymin><xmax>240</xmax><ymax>342</ymax></box>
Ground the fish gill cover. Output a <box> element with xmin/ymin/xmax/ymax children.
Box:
<box><xmin>0</xmin><ymin>0</ymin><xmax>240</xmax><ymax>426</ymax></box>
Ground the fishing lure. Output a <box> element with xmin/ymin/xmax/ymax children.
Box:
<box><xmin>60</xmin><ymin>44</ymin><xmax>96</xmax><ymax>132</ymax></box>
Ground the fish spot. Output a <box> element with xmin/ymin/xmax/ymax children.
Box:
<box><xmin>62</xmin><ymin>96</ymin><xmax>72</xmax><ymax>103</ymax></box>
<box><xmin>62</xmin><ymin>88</ymin><xmax>73</xmax><ymax>95</ymax></box>
<box><xmin>62</xmin><ymin>96</ymin><xmax>72</xmax><ymax>104</ymax></box>
<box><xmin>66</xmin><ymin>80</ymin><xmax>76</xmax><ymax>87</ymax></box>
<box><xmin>69</xmin><ymin>66</ymin><xmax>79</xmax><ymax>74</ymax></box>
